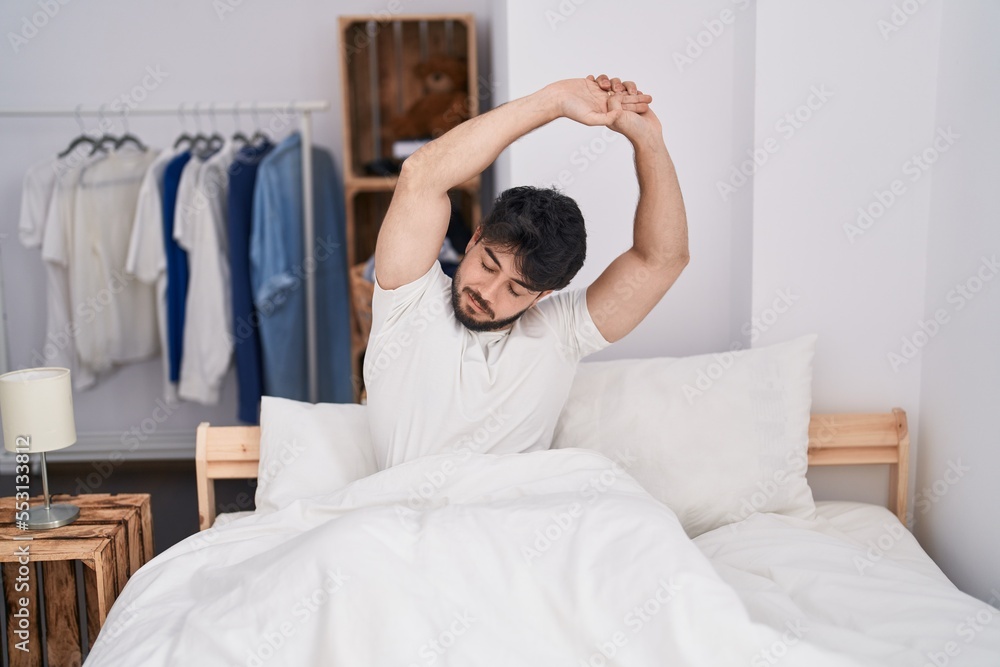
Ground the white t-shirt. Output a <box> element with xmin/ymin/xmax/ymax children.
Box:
<box><xmin>40</xmin><ymin>155</ymin><xmax>105</xmax><ymax>391</ymax></box>
<box><xmin>125</xmin><ymin>147</ymin><xmax>180</xmax><ymax>404</ymax></box>
<box><xmin>363</xmin><ymin>260</ymin><xmax>612</xmax><ymax>469</ymax></box>
<box><xmin>177</xmin><ymin>141</ymin><xmax>237</xmax><ymax>404</ymax></box>
<box><xmin>19</xmin><ymin>157</ymin><xmax>62</xmax><ymax>249</ymax></box>
<box><xmin>72</xmin><ymin>149</ymin><xmax>159</xmax><ymax>372</ymax></box>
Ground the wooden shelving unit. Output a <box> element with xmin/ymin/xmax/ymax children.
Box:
<box><xmin>338</xmin><ymin>13</ymin><xmax>482</xmax><ymax>400</ymax></box>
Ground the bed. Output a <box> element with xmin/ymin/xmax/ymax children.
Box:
<box><xmin>82</xmin><ymin>335</ymin><xmax>1000</xmax><ymax>666</ymax></box>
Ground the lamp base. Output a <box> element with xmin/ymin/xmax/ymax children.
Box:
<box><xmin>26</xmin><ymin>503</ymin><xmax>80</xmax><ymax>530</ymax></box>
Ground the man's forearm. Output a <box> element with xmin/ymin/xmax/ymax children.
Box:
<box><xmin>401</xmin><ymin>86</ymin><xmax>561</xmax><ymax>192</ymax></box>
<box><xmin>630</xmin><ymin>136</ymin><xmax>689</xmax><ymax>267</ymax></box>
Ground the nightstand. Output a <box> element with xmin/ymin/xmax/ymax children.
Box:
<box><xmin>0</xmin><ymin>493</ymin><xmax>153</xmax><ymax>667</ymax></box>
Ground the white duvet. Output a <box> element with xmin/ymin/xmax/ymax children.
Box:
<box><xmin>84</xmin><ymin>448</ymin><xmax>865</xmax><ymax>666</ymax></box>
<box><xmin>694</xmin><ymin>507</ymin><xmax>1000</xmax><ymax>667</ymax></box>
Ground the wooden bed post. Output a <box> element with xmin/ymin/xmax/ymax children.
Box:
<box><xmin>195</xmin><ymin>422</ymin><xmax>216</xmax><ymax>532</ymax></box>
<box><xmin>888</xmin><ymin>407</ymin><xmax>910</xmax><ymax>527</ymax></box>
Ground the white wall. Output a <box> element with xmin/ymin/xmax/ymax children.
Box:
<box><xmin>0</xmin><ymin>0</ymin><xmax>494</xmax><ymax>462</ymax></box>
<box><xmin>497</xmin><ymin>0</ymin><xmax>996</xmax><ymax>602</ymax></box>
<box><xmin>913</xmin><ymin>0</ymin><xmax>1000</xmax><ymax>604</ymax></box>
<box><xmin>493</xmin><ymin>0</ymin><xmax>757</xmax><ymax>359</ymax></box>
<box><xmin>751</xmin><ymin>2</ymin><xmax>942</xmax><ymax>514</ymax></box>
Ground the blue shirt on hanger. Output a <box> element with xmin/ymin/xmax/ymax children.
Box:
<box><xmin>250</xmin><ymin>132</ymin><xmax>353</xmax><ymax>404</ymax></box>
<box><xmin>228</xmin><ymin>139</ymin><xmax>273</xmax><ymax>423</ymax></box>
<box><xmin>161</xmin><ymin>151</ymin><xmax>191</xmax><ymax>383</ymax></box>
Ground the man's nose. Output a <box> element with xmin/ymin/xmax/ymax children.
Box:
<box><xmin>478</xmin><ymin>276</ymin><xmax>505</xmax><ymax>304</ymax></box>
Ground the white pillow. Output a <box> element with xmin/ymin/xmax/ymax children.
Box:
<box><xmin>551</xmin><ymin>334</ymin><xmax>818</xmax><ymax>538</ymax></box>
<box><xmin>255</xmin><ymin>396</ymin><xmax>377</xmax><ymax>513</ymax></box>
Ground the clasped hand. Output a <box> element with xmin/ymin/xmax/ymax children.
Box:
<box><xmin>555</xmin><ymin>73</ymin><xmax>662</xmax><ymax>144</ymax></box>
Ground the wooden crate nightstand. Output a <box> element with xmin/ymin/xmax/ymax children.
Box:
<box><xmin>0</xmin><ymin>493</ymin><xmax>154</xmax><ymax>667</ymax></box>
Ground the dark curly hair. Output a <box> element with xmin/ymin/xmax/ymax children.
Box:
<box><xmin>475</xmin><ymin>185</ymin><xmax>587</xmax><ymax>292</ymax></box>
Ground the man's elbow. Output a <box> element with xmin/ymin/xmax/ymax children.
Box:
<box><xmin>642</xmin><ymin>249</ymin><xmax>690</xmax><ymax>272</ymax></box>
<box><xmin>400</xmin><ymin>158</ymin><xmax>452</xmax><ymax>197</ymax></box>
<box><xmin>671</xmin><ymin>250</ymin><xmax>691</xmax><ymax>267</ymax></box>
<box><xmin>397</xmin><ymin>156</ymin><xmax>424</xmax><ymax>188</ymax></box>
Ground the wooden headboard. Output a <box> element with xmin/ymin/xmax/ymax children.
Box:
<box><xmin>195</xmin><ymin>408</ymin><xmax>910</xmax><ymax>531</ymax></box>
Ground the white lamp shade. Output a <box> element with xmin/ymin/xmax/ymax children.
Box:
<box><xmin>0</xmin><ymin>367</ymin><xmax>77</xmax><ymax>453</ymax></box>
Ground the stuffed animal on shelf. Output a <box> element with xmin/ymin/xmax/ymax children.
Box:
<box><xmin>388</xmin><ymin>54</ymin><xmax>471</xmax><ymax>141</ymax></box>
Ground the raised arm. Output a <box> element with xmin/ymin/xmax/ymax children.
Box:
<box><xmin>373</xmin><ymin>78</ymin><xmax>653</xmax><ymax>291</ymax></box>
<box><xmin>585</xmin><ymin>75</ymin><xmax>690</xmax><ymax>344</ymax></box>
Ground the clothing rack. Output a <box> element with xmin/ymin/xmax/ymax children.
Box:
<box><xmin>0</xmin><ymin>101</ymin><xmax>331</xmax><ymax>403</ymax></box>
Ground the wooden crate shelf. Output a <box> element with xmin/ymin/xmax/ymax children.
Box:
<box><xmin>0</xmin><ymin>493</ymin><xmax>154</xmax><ymax>667</ymax></box>
<box><xmin>338</xmin><ymin>13</ymin><xmax>483</xmax><ymax>401</ymax></box>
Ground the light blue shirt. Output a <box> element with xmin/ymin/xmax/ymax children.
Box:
<box><xmin>250</xmin><ymin>132</ymin><xmax>353</xmax><ymax>403</ymax></box>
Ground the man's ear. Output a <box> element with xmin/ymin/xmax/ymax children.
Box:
<box><xmin>532</xmin><ymin>289</ymin><xmax>554</xmax><ymax>305</ymax></box>
<box><xmin>465</xmin><ymin>228</ymin><xmax>482</xmax><ymax>254</ymax></box>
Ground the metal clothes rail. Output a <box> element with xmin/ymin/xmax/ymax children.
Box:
<box><xmin>0</xmin><ymin>101</ymin><xmax>331</xmax><ymax>403</ymax></box>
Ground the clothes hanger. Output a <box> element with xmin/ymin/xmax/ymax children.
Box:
<box><xmin>206</xmin><ymin>102</ymin><xmax>225</xmax><ymax>152</ymax></box>
<box><xmin>173</xmin><ymin>102</ymin><xmax>195</xmax><ymax>150</ymax></box>
<box><xmin>189</xmin><ymin>102</ymin><xmax>210</xmax><ymax>156</ymax></box>
<box><xmin>249</xmin><ymin>101</ymin><xmax>269</xmax><ymax>147</ymax></box>
<box><xmin>113</xmin><ymin>109</ymin><xmax>147</xmax><ymax>152</ymax></box>
<box><xmin>231</xmin><ymin>101</ymin><xmax>251</xmax><ymax>148</ymax></box>
<box><xmin>57</xmin><ymin>104</ymin><xmax>98</xmax><ymax>158</ymax></box>
<box><xmin>87</xmin><ymin>104</ymin><xmax>119</xmax><ymax>156</ymax></box>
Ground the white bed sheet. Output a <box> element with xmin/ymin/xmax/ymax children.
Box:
<box><xmin>693</xmin><ymin>500</ymin><xmax>1000</xmax><ymax>666</ymax></box>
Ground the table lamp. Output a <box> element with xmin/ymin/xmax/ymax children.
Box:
<box><xmin>0</xmin><ymin>367</ymin><xmax>80</xmax><ymax>529</ymax></box>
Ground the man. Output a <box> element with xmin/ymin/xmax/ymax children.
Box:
<box><xmin>364</xmin><ymin>73</ymin><xmax>689</xmax><ymax>469</ymax></box>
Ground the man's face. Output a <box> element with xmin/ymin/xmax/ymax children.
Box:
<box><xmin>450</xmin><ymin>232</ymin><xmax>552</xmax><ymax>332</ymax></box>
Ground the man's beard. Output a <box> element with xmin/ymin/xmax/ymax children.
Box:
<box><xmin>450</xmin><ymin>262</ymin><xmax>531</xmax><ymax>333</ymax></box>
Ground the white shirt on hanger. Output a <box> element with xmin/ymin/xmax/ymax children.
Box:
<box><xmin>40</xmin><ymin>153</ymin><xmax>104</xmax><ymax>390</ymax></box>
<box><xmin>177</xmin><ymin>140</ymin><xmax>238</xmax><ymax>404</ymax></box>
<box><xmin>71</xmin><ymin>147</ymin><xmax>159</xmax><ymax>372</ymax></box>
<box><xmin>125</xmin><ymin>146</ymin><xmax>181</xmax><ymax>404</ymax></box>
<box><xmin>173</xmin><ymin>151</ymin><xmax>206</xmax><ymax>252</ymax></box>
<box><xmin>19</xmin><ymin>157</ymin><xmax>63</xmax><ymax>249</ymax></box>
